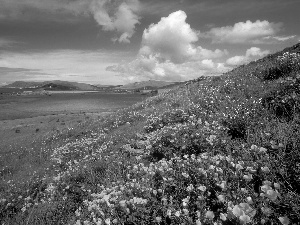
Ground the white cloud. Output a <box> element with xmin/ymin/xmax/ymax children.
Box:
<box><xmin>90</xmin><ymin>0</ymin><xmax>140</xmax><ymax>43</ymax></box>
<box><xmin>140</xmin><ymin>10</ymin><xmax>198</xmax><ymax>63</ymax></box>
<box><xmin>107</xmin><ymin>10</ymin><xmax>229</xmax><ymax>82</ymax></box>
<box><xmin>0</xmin><ymin>38</ymin><xmax>19</xmax><ymax>47</ymax></box>
<box><xmin>226</xmin><ymin>47</ymin><xmax>270</xmax><ymax>66</ymax></box>
<box><xmin>206</xmin><ymin>20</ymin><xmax>282</xmax><ymax>44</ymax></box>
<box><xmin>262</xmin><ymin>35</ymin><xmax>297</xmax><ymax>43</ymax></box>
<box><xmin>0</xmin><ymin>0</ymin><xmax>141</xmax><ymax>43</ymax></box>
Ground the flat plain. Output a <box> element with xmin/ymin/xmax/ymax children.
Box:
<box><xmin>0</xmin><ymin>91</ymin><xmax>145</xmax><ymax>152</ymax></box>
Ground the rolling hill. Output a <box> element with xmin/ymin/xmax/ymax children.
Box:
<box><xmin>4</xmin><ymin>80</ymin><xmax>99</xmax><ymax>91</ymax></box>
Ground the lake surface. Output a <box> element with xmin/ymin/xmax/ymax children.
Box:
<box><xmin>0</xmin><ymin>92</ymin><xmax>146</xmax><ymax>120</ymax></box>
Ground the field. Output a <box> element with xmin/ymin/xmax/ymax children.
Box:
<box><xmin>1</xmin><ymin>43</ymin><xmax>300</xmax><ymax>225</ymax></box>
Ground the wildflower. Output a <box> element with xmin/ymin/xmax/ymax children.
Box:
<box><xmin>266</xmin><ymin>189</ymin><xmax>279</xmax><ymax>201</ymax></box>
<box><xmin>239</xmin><ymin>214</ymin><xmax>251</xmax><ymax>224</ymax></box>
<box><xmin>246</xmin><ymin>197</ymin><xmax>253</xmax><ymax>204</ymax></box>
<box><xmin>243</xmin><ymin>174</ymin><xmax>252</xmax><ymax>181</ymax></box>
<box><xmin>274</xmin><ymin>183</ymin><xmax>280</xmax><ymax>189</ymax></box>
<box><xmin>75</xmin><ymin>207</ymin><xmax>81</xmax><ymax>217</ymax></box>
<box><xmin>175</xmin><ymin>211</ymin><xmax>181</xmax><ymax>217</ymax></box>
<box><xmin>217</xmin><ymin>195</ymin><xmax>225</xmax><ymax>202</ymax></box>
<box><xmin>220</xmin><ymin>213</ymin><xmax>227</xmax><ymax>221</ymax></box>
<box><xmin>119</xmin><ymin>200</ymin><xmax>126</xmax><ymax>207</ymax></box>
<box><xmin>279</xmin><ymin>216</ymin><xmax>290</xmax><ymax>225</ymax></box>
<box><xmin>205</xmin><ymin>211</ymin><xmax>215</xmax><ymax>219</ymax></box>
<box><xmin>278</xmin><ymin>143</ymin><xmax>284</xmax><ymax>148</ymax></box>
<box><xmin>187</xmin><ymin>184</ymin><xmax>194</xmax><ymax>192</ymax></box>
<box><xmin>261</xmin><ymin>167</ymin><xmax>270</xmax><ymax>173</ymax></box>
<box><xmin>155</xmin><ymin>217</ymin><xmax>162</xmax><ymax>223</ymax></box>
<box><xmin>261</xmin><ymin>207</ymin><xmax>272</xmax><ymax>216</ymax></box>
<box><xmin>182</xmin><ymin>172</ymin><xmax>189</xmax><ymax>178</ymax></box>
<box><xmin>236</xmin><ymin>164</ymin><xmax>243</xmax><ymax>170</ymax></box>
<box><xmin>183</xmin><ymin>208</ymin><xmax>189</xmax><ymax>215</ymax></box>
<box><xmin>105</xmin><ymin>218</ymin><xmax>111</xmax><ymax>225</ymax></box>
<box><xmin>232</xmin><ymin>203</ymin><xmax>256</xmax><ymax>223</ymax></box>
<box><xmin>218</xmin><ymin>181</ymin><xmax>226</xmax><ymax>190</ymax></box>
<box><xmin>250</xmin><ymin>145</ymin><xmax>257</xmax><ymax>150</ymax></box>
<box><xmin>198</xmin><ymin>185</ymin><xmax>206</xmax><ymax>192</ymax></box>
<box><xmin>196</xmin><ymin>219</ymin><xmax>202</xmax><ymax>225</ymax></box>
<box><xmin>166</xmin><ymin>209</ymin><xmax>172</xmax><ymax>216</ymax></box>
<box><xmin>259</xmin><ymin>147</ymin><xmax>267</xmax><ymax>153</ymax></box>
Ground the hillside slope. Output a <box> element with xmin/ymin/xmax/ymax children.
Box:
<box><xmin>1</xmin><ymin>43</ymin><xmax>300</xmax><ymax>225</ymax></box>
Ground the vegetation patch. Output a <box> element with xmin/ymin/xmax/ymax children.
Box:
<box><xmin>1</xmin><ymin>43</ymin><xmax>300</xmax><ymax>224</ymax></box>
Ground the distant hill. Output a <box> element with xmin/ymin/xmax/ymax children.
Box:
<box><xmin>94</xmin><ymin>84</ymin><xmax>123</xmax><ymax>90</ymax></box>
<box><xmin>117</xmin><ymin>80</ymin><xmax>182</xmax><ymax>90</ymax></box>
<box><xmin>42</xmin><ymin>83</ymin><xmax>75</xmax><ymax>91</ymax></box>
<box><xmin>4</xmin><ymin>80</ymin><xmax>99</xmax><ymax>91</ymax></box>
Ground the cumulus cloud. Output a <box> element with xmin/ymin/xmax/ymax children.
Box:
<box><xmin>205</xmin><ymin>20</ymin><xmax>282</xmax><ymax>44</ymax></box>
<box><xmin>140</xmin><ymin>10</ymin><xmax>198</xmax><ymax>63</ymax></box>
<box><xmin>226</xmin><ymin>47</ymin><xmax>270</xmax><ymax>66</ymax></box>
<box><xmin>107</xmin><ymin>10</ymin><xmax>229</xmax><ymax>82</ymax></box>
<box><xmin>0</xmin><ymin>0</ymin><xmax>141</xmax><ymax>43</ymax></box>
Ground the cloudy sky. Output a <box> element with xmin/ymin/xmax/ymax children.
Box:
<box><xmin>0</xmin><ymin>0</ymin><xmax>299</xmax><ymax>85</ymax></box>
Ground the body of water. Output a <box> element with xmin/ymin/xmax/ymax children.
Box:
<box><xmin>0</xmin><ymin>92</ymin><xmax>146</xmax><ymax>120</ymax></box>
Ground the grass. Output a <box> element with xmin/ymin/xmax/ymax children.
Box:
<box><xmin>1</xmin><ymin>43</ymin><xmax>300</xmax><ymax>224</ymax></box>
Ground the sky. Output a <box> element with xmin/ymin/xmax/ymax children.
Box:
<box><xmin>0</xmin><ymin>0</ymin><xmax>299</xmax><ymax>85</ymax></box>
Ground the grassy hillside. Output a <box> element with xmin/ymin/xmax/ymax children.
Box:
<box><xmin>1</xmin><ymin>43</ymin><xmax>300</xmax><ymax>225</ymax></box>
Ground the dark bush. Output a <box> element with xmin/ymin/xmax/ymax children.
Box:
<box><xmin>262</xmin><ymin>79</ymin><xmax>300</xmax><ymax>121</ymax></box>
<box><xmin>221</xmin><ymin>117</ymin><xmax>247</xmax><ymax>140</ymax></box>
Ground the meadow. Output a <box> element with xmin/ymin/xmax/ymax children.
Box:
<box><xmin>1</xmin><ymin>43</ymin><xmax>300</xmax><ymax>225</ymax></box>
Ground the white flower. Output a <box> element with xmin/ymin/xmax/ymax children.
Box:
<box><xmin>105</xmin><ymin>218</ymin><xmax>111</xmax><ymax>225</ymax></box>
<box><xmin>246</xmin><ymin>197</ymin><xmax>253</xmax><ymax>204</ymax></box>
<box><xmin>259</xmin><ymin>147</ymin><xmax>267</xmax><ymax>153</ymax></box>
<box><xmin>251</xmin><ymin>145</ymin><xmax>257</xmax><ymax>150</ymax></box>
<box><xmin>119</xmin><ymin>200</ymin><xmax>126</xmax><ymax>207</ymax></box>
<box><xmin>279</xmin><ymin>216</ymin><xmax>290</xmax><ymax>225</ymax></box>
<box><xmin>243</xmin><ymin>174</ymin><xmax>253</xmax><ymax>181</ymax></box>
<box><xmin>266</xmin><ymin>189</ymin><xmax>279</xmax><ymax>201</ymax></box>
<box><xmin>196</xmin><ymin>219</ymin><xmax>202</xmax><ymax>225</ymax></box>
<box><xmin>197</xmin><ymin>185</ymin><xmax>207</xmax><ymax>192</ymax></box>
<box><xmin>217</xmin><ymin>195</ymin><xmax>225</xmax><ymax>202</ymax></box>
<box><xmin>220</xmin><ymin>213</ymin><xmax>227</xmax><ymax>221</ymax></box>
<box><xmin>175</xmin><ymin>211</ymin><xmax>181</xmax><ymax>217</ymax></box>
<box><xmin>236</xmin><ymin>164</ymin><xmax>244</xmax><ymax>170</ymax></box>
<box><xmin>166</xmin><ymin>209</ymin><xmax>172</xmax><ymax>216</ymax></box>
<box><xmin>261</xmin><ymin>167</ymin><xmax>270</xmax><ymax>173</ymax></box>
<box><xmin>205</xmin><ymin>211</ymin><xmax>215</xmax><ymax>219</ymax></box>
<box><xmin>183</xmin><ymin>208</ymin><xmax>189</xmax><ymax>215</ymax></box>
<box><xmin>187</xmin><ymin>184</ymin><xmax>194</xmax><ymax>192</ymax></box>
<box><xmin>182</xmin><ymin>172</ymin><xmax>189</xmax><ymax>178</ymax></box>
<box><xmin>274</xmin><ymin>183</ymin><xmax>280</xmax><ymax>189</ymax></box>
<box><xmin>155</xmin><ymin>217</ymin><xmax>162</xmax><ymax>223</ymax></box>
<box><xmin>239</xmin><ymin>214</ymin><xmax>251</xmax><ymax>224</ymax></box>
